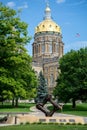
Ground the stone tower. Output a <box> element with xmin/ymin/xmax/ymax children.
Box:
<box><xmin>32</xmin><ymin>4</ymin><xmax>64</xmax><ymax>93</ymax></box>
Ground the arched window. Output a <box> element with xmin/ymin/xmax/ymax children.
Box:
<box><xmin>42</xmin><ymin>44</ymin><xmax>45</xmax><ymax>53</ymax></box>
<box><xmin>56</xmin><ymin>43</ymin><xmax>58</xmax><ymax>53</ymax></box>
<box><xmin>36</xmin><ymin>45</ymin><xmax>38</xmax><ymax>53</ymax></box>
<box><xmin>45</xmin><ymin>78</ymin><xmax>48</xmax><ymax>85</ymax></box>
<box><xmin>50</xmin><ymin>74</ymin><xmax>54</xmax><ymax>85</ymax></box>
<box><xmin>49</xmin><ymin>44</ymin><xmax>52</xmax><ymax>53</ymax></box>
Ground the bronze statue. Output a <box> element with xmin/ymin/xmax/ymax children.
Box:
<box><xmin>35</xmin><ymin>94</ymin><xmax>62</xmax><ymax>117</ymax></box>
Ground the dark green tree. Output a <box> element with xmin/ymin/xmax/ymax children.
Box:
<box><xmin>35</xmin><ymin>71</ymin><xmax>48</xmax><ymax>103</ymax></box>
<box><xmin>0</xmin><ymin>3</ymin><xmax>37</xmax><ymax>107</ymax></box>
<box><xmin>54</xmin><ymin>48</ymin><xmax>87</xmax><ymax>108</ymax></box>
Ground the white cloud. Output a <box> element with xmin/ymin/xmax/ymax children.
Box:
<box><xmin>6</xmin><ymin>1</ymin><xmax>16</xmax><ymax>8</ymax></box>
<box><xmin>56</xmin><ymin>0</ymin><xmax>66</xmax><ymax>4</ymax></box>
<box><xmin>65</xmin><ymin>41</ymin><xmax>87</xmax><ymax>53</ymax></box>
<box><xmin>66</xmin><ymin>0</ymin><xmax>86</xmax><ymax>6</ymax></box>
<box><xmin>56</xmin><ymin>0</ymin><xmax>87</xmax><ymax>6</ymax></box>
<box><xmin>18</xmin><ymin>2</ymin><xmax>28</xmax><ymax>9</ymax></box>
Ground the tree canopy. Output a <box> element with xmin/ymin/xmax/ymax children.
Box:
<box><xmin>53</xmin><ymin>48</ymin><xmax>87</xmax><ymax>108</ymax></box>
<box><xmin>0</xmin><ymin>3</ymin><xmax>37</xmax><ymax>106</ymax></box>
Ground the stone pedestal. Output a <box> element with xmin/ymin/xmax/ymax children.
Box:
<box><xmin>10</xmin><ymin>115</ymin><xmax>85</xmax><ymax>124</ymax></box>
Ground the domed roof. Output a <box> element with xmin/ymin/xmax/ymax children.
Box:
<box><xmin>35</xmin><ymin>19</ymin><xmax>61</xmax><ymax>34</ymax></box>
<box><xmin>35</xmin><ymin>4</ymin><xmax>61</xmax><ymax>34</ymax></box>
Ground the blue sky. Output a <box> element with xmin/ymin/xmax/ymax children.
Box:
<box><xmin>1</xmin><ymin>0</ymin><xmax>87</xmax><ymax>55</ymax></box>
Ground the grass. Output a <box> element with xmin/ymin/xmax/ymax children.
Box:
<box><xmin>0</xmin><ymin>102</ymin><xmax>35</xmax><ymax>112</ymax></box>
<box><xmin>61</xmin><ymin>103</ymin><xmax>87</xmax><ymax>117</ymax></box>
<box><xmin>0</xmin><ymin>124</ymin><xmax>87</xmax><ymax>130</ymax></box>
<box><xmin>48</xmin><ymin>103</ymin><xmax>87</xmax><ymax>117</ymax></box>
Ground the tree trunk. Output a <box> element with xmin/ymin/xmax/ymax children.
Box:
<box><xmin>15</xmin><ymin>98</ymin><xmax>18</xmax><ymax>107</ymax></box>
<box><xmin>72</xmin><ymin>98</ymin><xmax>76</xmax><ymax>108</ymax></box>
<box><xmin>12</xmin><ymin>98</ymin><xmax>15</xmax><ymax>107</ymax></box>
<box><xmin>1</xmin><ymin>101</ymin><xmax>3</xmax><ymax>107</ymax></box>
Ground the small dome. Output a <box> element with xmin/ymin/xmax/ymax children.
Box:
<box><xmin>35</xmin><ymin>19</ymin><xmax>61</xmax><ymax>34</ymax></box>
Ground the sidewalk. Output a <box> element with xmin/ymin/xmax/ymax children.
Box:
<box><xmin>30</xmin><ymin>106</ymin><xmax>79</xmax><ymax>117</ymax></box>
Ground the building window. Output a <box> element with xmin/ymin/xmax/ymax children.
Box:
<box><xmin>45</xmin><ymin>78</ymin><xmax>48</xmax><ymax>85</ymax></box>
<box><xmin>42</xmin><ymin>44</ymin><xmax>45</xmax><ymax>53</ymax></box>
<box><xmin>56</xmin><ymin>43</ymin><xmax>58</xmax><ymax>53</ymax></box>
<box><xmin>50</xmin><ymin>74</ymin><xmax>54</xmax><ymax>85</ymax></box>
<box><xmin>36</xmin><ymin>45</ymin><xmax>38</xmax><ymax>53</ymax></box>
<box><xmin>49</xmin><ymin>44</ymin><xmax>52</xmax><ymax>53</ymax></box>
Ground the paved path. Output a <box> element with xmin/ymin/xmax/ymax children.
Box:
<box><xmin>30</xmin><ymin>105</ymin><xmax>78</xmax><ymax>117</ymax></box>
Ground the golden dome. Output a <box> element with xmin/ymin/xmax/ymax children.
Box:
<box><xmin>35</xmin><ymin>4</ymin><xmax>61</xmax><ymax>34</ymax></box>
<box><xmin>35</xmin><ymin>19</ymin><xmax>61</xmax><ymax>34</ymax></box>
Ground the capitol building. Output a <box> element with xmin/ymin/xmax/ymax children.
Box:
<box><xmin>32</xmin><ymin>4</ymin><xmax>64</xmax><ymax>93</ymax></box>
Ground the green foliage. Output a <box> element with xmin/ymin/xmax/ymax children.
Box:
<box><xmin>0</xmin><ymin>3</ymin><xmax>37</xmax><ymax>106</ymax></box>
<box><xmin>54</xmin><ymin>48</ymin><xmax>87</xmax><ymax>108</ymax></box>
<box><xmin>35</xmin><ymin>71</ymin><xmax>48</xmax><ymax>103</ymax></box>
<box><xmin>38</xmin><ymin>71</ymin><xmax>48</xmax><ymax>94</ymax></box>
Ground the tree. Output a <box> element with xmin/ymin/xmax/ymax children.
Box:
<box><xmin>35</xmin><ymin>71</ymin><xmax>48</xmax><ymax>103</ymax></box>
<box><xmin>53</xmin><ymin>48</ymin><xmax>87</xmax><ymax>108</ymax></box>
<box><xmin>0</xmin><ymin>3</ymin><xmax>37</xmax><ymax>107</ymax></box>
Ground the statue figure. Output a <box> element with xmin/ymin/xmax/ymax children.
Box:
<box><xmin>35</xmin><ymin>94</ymin><xmax>62</xmax><ymax>117</ymax></box>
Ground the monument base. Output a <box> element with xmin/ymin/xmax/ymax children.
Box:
<box><xmin>6</xmin><ymin>115</ymin><xmax>85</xmax><ymax>125</ymax></box>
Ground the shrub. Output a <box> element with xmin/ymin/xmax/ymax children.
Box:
<box><xmin>25</xmin><ymin>122</ymin><xmax>30</xmax><ymax>125</ymax></box>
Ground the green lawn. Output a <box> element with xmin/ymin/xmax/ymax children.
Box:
<box><xmin>48</xmin><ymin>103</ymin><xmax>87</xmax><ymax>117</ymax></box>
<box><xmin>0</xmin><ymin>124</ymin><xmax>87</xmax><ymax>130</ymax></box>
<box><xmin>62</xmin><ymin>103</ymin><xmax>87</xmax><ymax>117</ymax></box>
<box><xmin>0</xmin><ymin>102</ymin><xmax>35</xmax><ymax>112</ymax></box>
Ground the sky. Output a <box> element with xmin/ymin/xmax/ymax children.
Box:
<box><xmin>1</xmin><ymin>0</ymin><xmax>87</xmax><ymax>55</ymax></box>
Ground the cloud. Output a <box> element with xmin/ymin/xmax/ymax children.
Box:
<box><xmin>66</xmin><ymin>0</ymin><xmax>86</xmax><ymax>6</ymax></box>
<box><xmin>65</xmin><ymin>41</ymin><xmax>87</xmax><ymax>53</ymax></box>
<box><xmin>18</xmin><ymin>2</ymin><xmax>28</xmax><ymax>9</ymax></box>
<box><xmin>6</xmin><ymin>1</ymin><xmax>16</xmax><ymax>8</ymax></box>
<box><xmin>56</xmin><ymin>0</ymin><xmax>66</xmax><ymax>4</ymax></box>
<box><xmin>56</xmin><ymin>0</ymin><xmax>87</xmax><ymax>6</ymax></box>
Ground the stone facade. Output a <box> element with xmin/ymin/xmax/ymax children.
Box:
<box><xmin>32</xmin><ymin>4</ymin><xmax>64</xmax><ymax>93</ymax></box>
